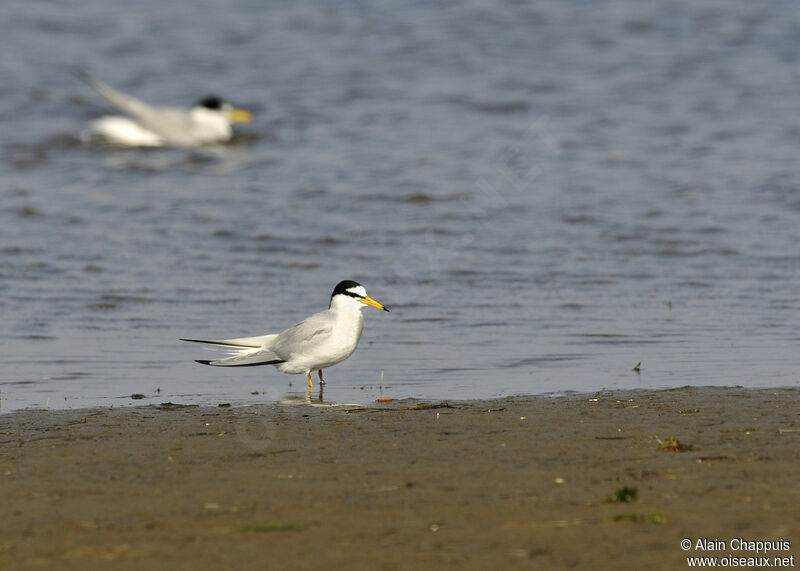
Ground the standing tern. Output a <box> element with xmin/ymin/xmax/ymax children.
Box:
<box><xmin>181</xmin><ymin>280</ymin><xmax>389</xmax><ymax>388</ymax></box>
<box><xmin>81</xmin><ymin>75</ymin><xmax>253</xmax><ymax>147</ymax></box>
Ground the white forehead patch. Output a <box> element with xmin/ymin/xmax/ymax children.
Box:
<box><xmin>348</xmin><ymin>285</ymin><xmax>367</xmax><ymax>298</ymax></box>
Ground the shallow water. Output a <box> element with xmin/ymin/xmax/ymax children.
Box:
<box><xmin>2</xmin><ymin>0</ymin><xmax>799</xmax><ymax>412</ymax></box>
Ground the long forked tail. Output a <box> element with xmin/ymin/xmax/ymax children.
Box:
<box><xmin>194</xmin><ymin>356</ymin><xmax>286</xmax><ymax>367</ymax></box>
<box><xmin>181</xmin><ymin>335</ymin><xmax>285</xmax><ymax>367</ymax></box>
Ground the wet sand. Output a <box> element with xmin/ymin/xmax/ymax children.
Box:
<box><xmin>1</xmin><ymin>386</ymin><xmax>798</xmax><ymax>569</ymax></box>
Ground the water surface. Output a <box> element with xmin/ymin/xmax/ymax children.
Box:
<box><xmin>2</xmin><ymin>0</ymin><xmax>799</xmax><ymax>412</ymax></box>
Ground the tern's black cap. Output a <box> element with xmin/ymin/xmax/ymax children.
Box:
<box><xmin>196</xmin><ymin>96</ymin><xmax>224</xmax><ymax>110</ymax></box>
<box><xmin>331</xmin><ymin>280</ymin><xmax>362</xmax><ymax>298</ymax></box>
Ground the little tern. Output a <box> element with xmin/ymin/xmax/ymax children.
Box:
<box><xmin>81</xmin><ymin>75</ymin><xmax>252</xmax><ymax>147</ymax></box>
<box><xmin>182</xmin><ymin>280</ymin><xmax>389</xmax><ymax>388</ymax></box>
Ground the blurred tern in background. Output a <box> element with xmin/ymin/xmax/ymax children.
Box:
<box><xmin>80</xmin><ymin>74</ymin><xmax>252</xmax><ymax>147</ymax></box>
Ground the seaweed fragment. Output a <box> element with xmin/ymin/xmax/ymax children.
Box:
<box><xmin>656</xmin><ymin>436</ymin><xmax>694</xmax><ymax>451</ymax></box>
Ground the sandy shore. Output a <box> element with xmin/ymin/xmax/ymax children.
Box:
<box><xmin>1</xmin><ymin>386</ymin><xmax>798</xmax><ymax>569</ymax></box>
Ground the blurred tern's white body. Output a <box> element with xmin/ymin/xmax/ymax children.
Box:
<box><xmin>182</xmin><ymin>281</ymin><xmax>389</xmax><ymax>388</ymax></box>
<box><xmin>82</xmin><ymin>76</ymin><xmax>252</xmax><ymax>147</ymax></box>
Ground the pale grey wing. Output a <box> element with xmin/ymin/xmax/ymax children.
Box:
<box><xmin>271</xmin><ymin>311</ymin><xmax>335</xmax><ymax>360</ymax></box>
<box><xmin>180</xmin><ymin>334</ymin><xmax>278</xmax><ymax>348</ymax></box>
<box><xmin>85</xmin><ymin>77</ymin><xmax>152</xmax><ymax>118</ymax></box>
<box><xmin>86</xmin><ymin>78</ymin><xmax>195</xmax><ymax>144</ymax></box>
<box><xmin>128</xmin><ymin>108</ymin><xmax>197</xmax><ymax>145</ymax></box>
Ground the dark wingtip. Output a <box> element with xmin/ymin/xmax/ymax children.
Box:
<box><xmin>195</xmin><ymin>360</ymin><xmax>213</xmax><ymax>366</ymax></box>
<box><xmin>73</xmin><ymin>68</ymin><xmax>91</xmax><ymax>82</ymax></box>
<box><xmin>73</xmin><ymin>68</ymin><xmax>98</xmax><ymax>89</ymax></box>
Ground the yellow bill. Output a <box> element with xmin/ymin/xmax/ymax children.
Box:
<box><xmin>360</xmin><ymin>296</ymin><xmax>389</xmax><ymax>312</ymax></box>
<box><xmin>227</xmin><ymin>108</ymin><xmax>253</xmax><ymax>123</ymax></box>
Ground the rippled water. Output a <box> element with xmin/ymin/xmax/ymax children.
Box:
<box><xmin>2</xmin><ymin>0</ymin><xmax>799</xmax><ymax>412</ymax></box>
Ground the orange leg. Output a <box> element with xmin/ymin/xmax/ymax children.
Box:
<box><xmin>318</xmin><ymin>370</ymin><xmax>325</xmax><ymax>385</ymax></box>
<box><xmin>306</xmin><ymin>371</ymin><xmax>313</xmax><ymax>389</ymax></box>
